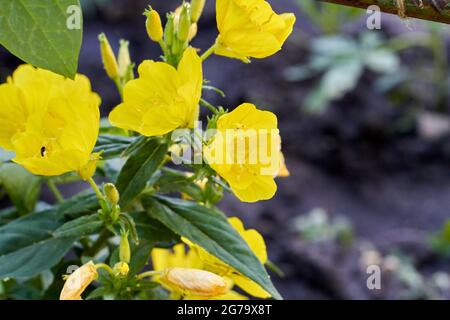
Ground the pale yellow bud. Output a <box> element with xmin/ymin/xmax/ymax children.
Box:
<box><xmin>104</xmin><ymin>183</ymin><xmax>120</xmax><ymax>205</ymax></box>
<box><xmin>118</xmin><ymin>39</ymin><xmax>131</xmax><ymax>78</ymax></box>
<box><xmin>177</xmin><ymin>3</ymin><xmax>191</xmax><ymax>43</ymax></box>
<box><xmin>188</xmin><ymin>23</ymin><xmax>198</xmax><ymax>42</ymax></box>
<box><xmin>77</xmin><ymin>152</ymin><xmax>102</xmax><ymax>181</ymax></box>
<box><xmin>190</xmin><ymin>0</ymin><xmax>206</xmax><ymax>23</ymax></box>
<box><xmin>119</xmin><ymin>231</ymin><xmax>131</xmax><ymax>263</ymax></box>
<box><xmin>145</xmin><ymin>8</ymin><xmax>163</xmax><ymax>42</ymax></box>
<box><xmin>113</xmin><ymin>262</ymin><xmax>130</xmax><ymax>277</ymax></box>
<box><xmin>98</xmin><ymin>33</ymin><xmax>119</xmax><ymax>80</ymax></box>
<box><xmin>162</xmin><ymin>267</ymin><xmax>228</xmax><ymax>297</ymax></box>
<box><xmin>60</xmin><ymin>261</ymin><xmax>98</xmax><ymax>300</ymax></box>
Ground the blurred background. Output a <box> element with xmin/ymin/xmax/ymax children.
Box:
<box><xmin>1</xmin><ymin>0</ymin><xmax>450</xmax><ymax>299</ymax></box>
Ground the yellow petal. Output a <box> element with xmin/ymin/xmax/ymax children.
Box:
<box><xmin>215</xmin><ymin>0</ymin><xmax>296</xmax><ymax>61</ymax></box>
<box><xmin>230</xmin><ymin>273</ymin><xmax>271</xmax><ymax>299</ymax></box>
<box><xmin>0</xmin><ymin>84</ymin><xmax>28</xmax><ymax>150</ymax></box>
<box><xmin>109</xmin><ymin>49</ymin><xmax>202</xmax><ymax>136</ymax></box>
<box><xmin>277</xmin><ymin>13</ymin><xmax>296</xmax><ymax>44</ymax></box>
<box><xmin>228</xmin><ymin>217</ymin><xmax>267</xmax><ymax>264</ymax></box>
<box><xmin>217</xmin><ymin>103</ymin><xmax>278</xmax><ymax>130</ymax></box>
<box><xmin>276</xmin><ymin>152</ymin><xmax>290</xmax><ymax>177</ymax></box>
<box><xmin>230</xmin><ymin>174</ymin><xmax>277</xmax><ymax>202</ymax></box>
<box><xmin>60</xmin><ymin>261</ymin><xmax>98</xmax><ymax>300</ymax></box>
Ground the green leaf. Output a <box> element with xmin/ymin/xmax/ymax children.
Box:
<box><xmin>143</xmin><ymin>196</ymin><xmax>282</xmax><ymax>300</ymax></box>
<box><xmin>53</xmin><ymin>214</ymin><xmax>103</xmax><ymax>238</ymax></box>
<box><xmin>154</xmin><ymin>168</ymin><xmax>204</xmax><ymax>202</ymax></box>
<box><xmin>116</xmin><ymin>139</ymin><xmax>168</xmax><ymax>208</ymax></box>
<box><xmin>0</xmin><ymin>210</ymin><xmax>75</xmax><ymax>278</ymax></box>
<box><xmin>0</xmin><ymin>0</ymin><xmax>83</xmax><ymax>78</ymax></box>
<box><xmin>94</xmin><ymin>134</ymin><xmax>134</xmax><ymax>160</ymax></box>
<box><xmin>56</xmin><ymin>191</ymin><xmax>98</xmax><ymax>219</ymax></box>
<box><xmin>0</xmin><ymin>163</ymin><xmax>41</xmax><ymax>214</ymax></box>
<box><xmin>134</xmin><ymin>211</ymin><xmax>179</xmax><ymax>247</ymax></box>
<box><xmin>0</xmin><ymin>209</ymin><xmax>102</xmax><ymax>278</ymax></box>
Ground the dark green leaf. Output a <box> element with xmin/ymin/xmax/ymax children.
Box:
<box><xmin>56</xmin><ymin>191</ymin><xmax>98</xmax><ymax>219</ymax></box>
<box><xmin>0</xmin><ymin>210</ymin><xmax>76</xmax><ymax>278</ymax></box>
<box><xmin>0</xmin><ymin>163</ymin><xmax>41</xmax><ymax>214</ymax></box>
<box><xmin>144</xmin><ymin>196</ymin><xmax>281</xmax><ymax>300</ymax></box>
<box><xmin>116</xmin><ymin>139</ymin><xmax>168</xmax><ymax>208</ymax></box>
<box><xmin>94</xmin><ymin>134</ymin><xmax>134</xmax><ymax>160</ymax></box>
<box><xmin>0</xmin><ymin>0</ymin><xmax>83</xmax><ymax>78</ymax></box>
<box><xmin>134</xmin><ymin>211</ymin><xmax>179</xmax><ymax>247</ymax></box>
<box><xmin>53</xmin><ymin>214</ymin><xmax>103</xmax><ymax>238</ymax></box>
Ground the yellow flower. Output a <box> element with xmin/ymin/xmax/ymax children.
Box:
<box><xmin>184</xmin><ymin>217</ymin><xmax>271</xmax><ymax>299</ymax></box>
<box><xmin>109</xmin><ymin>48</ymin><xmax>202</xmax><ymax>136</ymax></box>
<box><xmin>60</xmin><ymin>261</ymin><xmax>98</xmax><ymax>300</ymax></box>
<box><xmin>0</xmin><ymin>65</ymin><xmax>101</xmax><ymax>176</ymax></box>
<box><xmin>215</xmin><ymin>0</ymin><xmax>296</xmax><ymax>62</ymax></box>
<box><xmin>204</xmin><ymin>103</ymin><xmax>281</xmax><ymax>202</ymax></box>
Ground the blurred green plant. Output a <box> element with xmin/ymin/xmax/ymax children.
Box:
<box><xmin>297</xmin><ymin>0</ymin><xmax>362</xmax><ymax>34</ymax></box>
<box><xmin>429</xmin><ymin>220</ymin><xmax>450</xmax><ymax>257</ymax></box>
<box><xmin>292</xmin><ymin>208</ymin><xmax>353</xmax><ymax>246</ymax></box>
<box><xmin>285</xmin><ymin>32</ymin><xmax>400</xmax><ymax>113</ymax></box>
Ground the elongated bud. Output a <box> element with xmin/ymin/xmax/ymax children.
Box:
<box><xmin>104</xmin><ymin>183</ymin><xmax>120</xmax><ymax>205</ymax></box>
<box><xmin>164</xmin><ymin>13</ymin><xmax>175</xmax><ymax>47</ymax></box>
<box><xmin>98</xmin><ymin>33</ymin><xmax>119</xmax><ymax>80</ymax></box>
<box><xmin>162</xmin><ymin>267</ymin><xmax>228</xmax><ymax>297</ymax></box>
<box><xmin>177</xmin><ymin>3</ymin><xmax>191</xmax><ymax>43</ymax></box>
<box><xmin>190</xmin><ymin>0</ymin><xmax>206</xmax><ymax>23</ymax></box>
<box><xmin>119</xmin><ymin>231</ymin><xmax>131</xmax><ymax>263</ymax></box>
<box><xmin>113</xmin><ymin>262</ymin><xmax>130</xmax><ymax>277</ymax></box>
<box><xmin>144</xmin><ymin>7</ymin><xmax>163</xmax><ymax>42</ymax></box>
<box><xmin>60</xmin><ymin>261</ymin><xmax>98</xmax><ymax>300</ymax></box>
<box><xmin>188</xmin><ymin>23</ymin><xmax>198</xmax><ymax>42</ymax></box>
<box><xmin>118</xmin><ymin>39</ymin><xmax>131</xmax><ymax>78</ymax></box>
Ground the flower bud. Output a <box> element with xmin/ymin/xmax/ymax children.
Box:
<box><xmin>177</xmin><ymin>3</ymin><xmax>191</xmax><ymax>43</ymax></box>
<box><xmin>188</xmin><ymin>23</ymin><xmax>198</xmax><ymax>42</ymax></box>
<box><xmin>190</xmin><ymin>0</ymin><xmax>206</xmax><ymax>23</ymax></box>
<box><xmin>113</xmin><ymin>262</ymin><xmax>130</xmax><ymax>277</ymax></box>
<box><xmin>77</xmin><ymin>152</ymin><xmax>102</xmax><ymax>181</ymax></box>
<box><xmin>144</xmin><ymin>7</ymin><xmax>163</xmax><ymax>42</ymax></box>
<box><xmin>119</xmin><ymin>231</ymin><xmax>131</xmax><ymax>263</ymax></box>
<box><xmin>164</xmin><ymin>13</ymin><xmax>175</xmax><ymax>47</ymax></box>
<box><xmin>118</xmin><ymin>39</ymin><xmax>131</xmax><ymax>78</ymax></box>
<box><xmin>162</xmin><ymin>267</ymin><xmax>228</xmax><ymax>297</ymax></box>
<box><xmin>60</xmin><ymin>261</ymin><xmax>98</xmax><ymax>300</ymax></box>
<box><xmin>104</xmin><ymin>183</ymin><xmax>120</xmax><ymax>205</ymax></box>
<box><xmin>98</xmin><ymin>33</ymin><xmax>119</xmax><ymax>80</ymax></box>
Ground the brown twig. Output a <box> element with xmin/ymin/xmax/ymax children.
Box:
<box><xmin>317</xmin><ymin>0</ymin><xmax>450</xmax><ymax>24</ymax></box>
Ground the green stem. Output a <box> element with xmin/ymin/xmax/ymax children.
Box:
<box><xmin>95</xmin><ymin>263</ymin><xmax>114</xmax><ymax>275</ymax></box>
<box><xmin>88</xmin><ymin>177</ymin><xmax>105</xmax><ymax>201</ymax></box>
<box><xmin>200</xmin><ymin>42</ymin><xmax>217</xmax><ymax>62</ymax></box>
<box><xmin>200</xmin><ymin>98</ymin><xmax>218</xmax><ymax>114</ymax></box>
<box><xmin>47</xmin><ymin>180</ymin><xmax>64</xmax><ymax>203</ymax></box>
<box><xmin>114</xmin><ymin>77</ymin><xmax>124</xmax><ymax>99</ymax></box>
<box><xmin>136</xmin><ymin>270</ymin><xmax>162</xmax><ymax>280</ymax></box>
